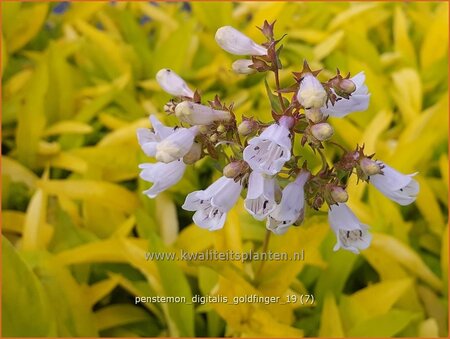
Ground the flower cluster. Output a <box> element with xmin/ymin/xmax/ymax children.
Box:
<box><xmin>137</xmin><ymin>22</ymin><xmax>419</xmax><ymax>254</ymax></box>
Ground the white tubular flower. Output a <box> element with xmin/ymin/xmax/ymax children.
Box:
<box><xmin>369</xmin><ymin>163</ymin><xmax>419</xmax><ymax>206</ymax></box>
<box><xmin>156</xmin><ymin>68</ymin><xmax>194</xmax><ymax>98</ymax></box>
<box><xmin>243</xmin><ymin>116</ymin><xmax>293</xmax><ymax>175</ymax></box>
<box><xmin>139</xmin><ymin>159</ymin><xmax>186</xmax><ymax>198</ymax></box>
<box><xmin>266</xmin><ymin>171</ymin><xmax>309</xmax><ymax>235</ymax></box>
<box><xmin>155</xmin><ymin>126</ymin><xmax>199</xmax><ymax>163</ymax></box>
<box><xmin>296</xmin><ymin>73</ymin><xmax>327</xmax><ymax>109</ymax></box>
<box><xmin>215</xmin><ymin>26</ymin><xmax>267</xmax><ymax>56</ymax></box>
<box><xmin>321</xmin><ymin>72</ymin><xmax>370</xmax><ymax>117</ymax></box>
<box><xmin>328</xmin><ymin>203</ymin><xmax>372</xmax><ymax>254</ymax></box>
<box><xmin>175</xmin><ymin>101</ymin><xmax>231</xmax><ymax>125</ymax></box>
<box><xmin>182</xmin><ymin>176</ymin><xmax>242</xmax><ymax>231</ymax></box>
<box><xmin>136</xmin><ymin>115</ymin><xmax>175</xmax><ymax>157</ymax></box>
<box><xmin>232</xmin><ymin>59</ymin><xmax>256</xmax><ymax>74</ymax></box>
<box><xmin>245</xmin><ymin>172</ymin><xmax>277</xmax><ymax>220</ymax></box>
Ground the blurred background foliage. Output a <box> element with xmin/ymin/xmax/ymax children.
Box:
<box><xmin>1</xmin><ymin>1</ymin><xmax>449</xmax><ymax>337</ymax></box>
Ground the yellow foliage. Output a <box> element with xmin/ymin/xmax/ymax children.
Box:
<box><xmin>1</xmin><ymin>2</ymin><xmax>448</xmax><ymax>338</ymax></box>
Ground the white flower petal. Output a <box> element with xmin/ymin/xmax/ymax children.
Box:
<box><xmin>155</xmin><ymin>126</ymin><xmax>199</xmax><ymax>163</ymax></box>
<box><xmin>182</xmin><ymin>176</ymin><xmax>242</xmax><ymax>231</ymax></box>
<box><xmin>243</xmin><ymin>122</ymin><xmax>292</xmax><ymax>175</ymax></box>
<box><xmin>245</xmin><ymin>172</ymin><xmax>277</xmax><ymax>220</ymax></box>
<box><xmin>156</xmin><ymin>68</ymin><xmax>194</xmax><ymax>98</ymax></box>
<box><xmin>175</xmin><ymin>101</ymin><xmax>231</xmax><ymax>125</ymax></box>
<box><xmin>266</xmin><ymin>171</ymin><xmax>309</xmax><ymax>234</ymax></box>
<box><xmin>149</xmin><ymin>115</ymin><xmax>175</xmax><ymax>140</ymax></box>
<box><xmin>266</xmin><ymin>216</ymin><xmax>292</xmax><ymax>235</ymax></box>
<box><xmin>232</xmin><ymin>59</ymin><xmax>256</xmax><ymax>74</ymax></box>
<box><xmin>328</xmin><ymin>203</ymin><xmax>372</xmax><ymax>254</ymax></box>
<box><xmin>193</xmin><ymin>208</ymin><xmax>227</xmax><ymax>231</ymax></box>
<box><xmin>210</xmin><ymin>178</ymin><xmax>242</xmax><ymax>211</ymax></box>
<box><xmin>370</xmin><ymin>163</ymin><xmax>419</xmax><ymax>206</ymax></box>
<box><xmin>215</xmin><ymin>26</ymin><xmax>267</xmax><ymax>56</ymax></box>
<box><xmin>139</xmin><ymin>160</ymin><xmax>186</xmax><ymax>198</ymax></box>
<box><xmin>246</xmin><ymin>171</ymin><xmax>265</xmax><ymax>199</ymax></box>
<box><xmin>321</xmin><ymin>71</ymin><xmax>370</xmax><ymax>117</ymax></box>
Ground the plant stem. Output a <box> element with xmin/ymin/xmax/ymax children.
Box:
<box><xmin>273</xmin><ymin>66</ymin><xmax>286</xmax><ymax>111</ymax></box>
<box><xmin>328</xmin><ymin>140</ymin><xmax>348</xmax><ymax>153</ymax></box>
<box><xmin>317</xmin><ymin>147</ymin><xmax>328</xmax><ymax>170</ymax></box>
<box><xmin>255</xmin><ymin>229</ymin><xmax>272</xmax><ymax>280</ymax></box>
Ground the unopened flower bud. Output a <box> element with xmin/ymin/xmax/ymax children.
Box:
<box><xmin>232</xmin><ymin>59</ymin><xmax>256</xmax><ymax>74</ymax></box>
<box><xmin>330</xmin><ymin>186</ymin><xmax>349</xmax><ymax>203</ymax></box>
<box><xmin>360</xmin><ymin>157</ymin><xmax>382</xmax><ymax>176</ymax></box>
<box><xmin>312</xmin><ymin>195</ymin><xmax>324</xmax><ymax>210</ymax></box>
<box><xmin>215</xmin><ymin>26</ymin><xmax>267</xmax><ymax>56</ymax></box>
<box><xmin>183</xmin><ymin>142</ymin><xmax>202</xmax><ymax>164</ymax></box>
<box><xmin>311</xmin><ymin>123</ymin><xmax>334</xmax><ymax>141</ymax></box>
<box><xmin>238</xmin><ymin>120</ymin><xmax>258</xmax><ymax>136</ymax></box>
<box><xmin>217</xmin><ymin>124</ymin><xmax>226</xmax><ymax>133</ymax></box>
<box><xmin>223</xmin><ymin>160</ymin><xmax>248</xmax><ymax>178</ymax></box>
<box><xmin>209</xmin><ymin>133</ymin><xmax>218</xmax><ymax>143</ymax></box>
<box><xmin>175</xmin><ymin>101</ymin><xmax>231</xmax><ymax>125</ymax></box>
<box><xmin>296</xmin><ymin>73</ymin><xmax>327</xmax><ymax>109</ymax></box>
<box><xmin>156</xmin><ymin>69</ymin><xmax>194</xmax><ymax>98</ymax></box>
<box><xmin>339</xmin><ymin>79</ymin><xmax>356</xmax><ymax>94</ymax></box>
<box><xmin>304</xmin><ymin>108</ymin><xmax>323</xmax><ymax>123</ymax></box>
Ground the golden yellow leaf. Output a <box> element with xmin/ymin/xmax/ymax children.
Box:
<box><xmin>43</xmin><ymin>121</ymin><xmax>93</xmax><ymax>136</ymax></box>
<box><xmin>319</xmin><ymin>293</ymin><xmax>344</xmax><ymax>337</ymax></box>
<box><xmin>420</xmin><ymin>3</ymin><xmax>449</xmax><ymax>69</ymax></box>
<box><xmin>372</xmin><ymin>233</ymin><xmax>442</xmax><ymax>292</ymax></box>
<box><xmin>36</xmin><ymin>180</ymin><xmax>139</xmax><ymax>213</ymax></box>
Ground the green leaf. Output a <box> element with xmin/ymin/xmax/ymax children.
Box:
<box><xmin>34</xmin><ymin>256</ymin><xmax>99</xmax><ymax>336</ymax></box>
<box><xmin>146</xmin><ymin>228</ymin><xmax>195</xmax><ymax>337</ymax></box>
<box><xmin>2</xmin><ymin>236</ymin><xmax>57</xmax><ymax>337</ymax></box>
<box><xmin>319</xmin><ymin>292</ymin><xmax>345</xmax><ymax>337</ymax></box>
<box><xmin>347</xmin><ymin>309</ymin><xmax>420</xmax><ymax>337</ymax></box>
<box><xmin>94</xmin><ymin>304</ymin><xmax>152</xmax><ymax>332</ymax></box>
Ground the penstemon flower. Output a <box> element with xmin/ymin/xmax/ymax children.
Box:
<box><xmin>155</xmin><ymin>126</ymin><xmax>199</xmax><ymax>163</ymax></box>
<box><xmin>369</xmin><ymin>163</ymin><xmax>419</xmax><ymax>206</ymax></box>
<box><xmin>156</xmin><ymin>68</ymin><xmax>194</xmax><ymax>98</ymax></box>
<box><xmin>182</xmin><ymin>176</ymin><xmax>242</xmax><ymax>230</ymax></box>
<box><xmin>215</xmin><ymin>26</ymin><xmax>267</xmax><ymax>56</ymax></box>
<box><xmin>136</xmin><ymin>115</ymin><xmax>176</xmax><ymax>157</ymax></box>
<box><xmin>137</xmin><ymin>21</ymin><xmax>419</xmax><ymax>255</ymax></box>
<box><xmin>232</xmin><ymin>59</ymin><xmax>256</xmax><ymax>74</ymax></box>
<box><xmin>245</xmin><ymin>171</ymin><xmax>278</xmax><ymax>221</ymax></box>
<box><xmin>328</xmin><ymin>203</ymin><xmax>372</xmax><ymax>254</ymax></box>
<box><xmin>321</xmin><ymin>72</ymin><xmax>370</xmax><ymax>117</ymax></box>
<box><xmin>139</xmin><ymin>160</ymin><xmax>186</xmax><ymax>198</ymax></box>
<box><xmin>175</xmin><ymin>101</ymin><xmax>231</xmax><ymax>125</ymax></box>
<box><xmin>243</xmin><ymin>116</ymin><xmax>293</xmax><ymax>175</ymax></box>
<box><xmin>266</xmin><ymin>170</ymin><xmax>309</xmax><ymax>235</ymax></box>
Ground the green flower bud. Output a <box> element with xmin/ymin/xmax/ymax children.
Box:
<box><xmin>183</xmin><ymin>142</ymin><xmax>202</xmax><ymax>164</ymax></box>
<box><xmin>360</xmin><ymin>157</ymin><xmax>382</xmax><ymax>176</ymax></box>
<box><xmin>238</xmin><ymin>120</ymin><xmax>258</xmax><ymax>136</ymax></box>
<box><xmin>330</xmin><ymin>186</ymin><xmax>349</xmax><ymax>203</ymax></box>
<box><xmin>304</xmin><ymin>108</ymin><xmax>323</xmax><ymax>123</ymax></box>
<box><xmin>339</xmin><ymin>79</ymin><xmax>356</xmax><ymax>94</ymax></box>
<box><xmin>223</xmin><ymin>160</ymin><xmax>248</xmax><ymax>179</ymax></box>
<box><xmin>311</xmin><ymin>123</ymin><xmax>334</xmax><ymax>141</ymax></box>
